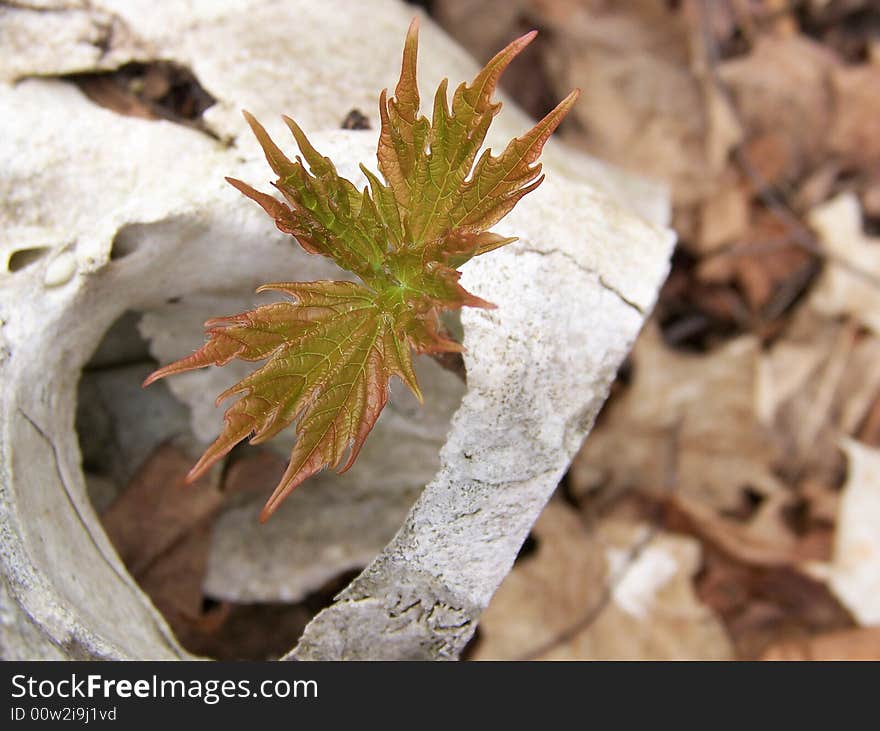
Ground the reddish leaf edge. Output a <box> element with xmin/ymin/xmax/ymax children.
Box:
<box><xmin>143</xmin><ymin>19</ymin><xmax>578</xmax><ymax>521</ymax></box>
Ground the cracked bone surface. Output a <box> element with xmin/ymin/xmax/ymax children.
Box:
<box><xmin>0</xmin><ymin>0</ymin><xmax>674</xmax><ymax>660</ymax></box>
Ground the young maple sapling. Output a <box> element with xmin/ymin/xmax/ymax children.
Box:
<box><xmin>144</xmin><ymin>19</ymin><xmax>579</xmax><ymax>521</ymax></box>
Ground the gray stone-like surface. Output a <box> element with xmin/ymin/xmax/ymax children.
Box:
<box><xmin>0</xmin><ymin>0</ymin><xmax>674</xmax><ymax>660</ymax></box>
<box><xmin>85</xmin><ymin>311</ymin><xmax>151</xmax><ymax>369</ymax></box>
<box><xmin>76</xmin><ymin>362</ymin><xmax>191</xmax><ymax>501</ymax></box>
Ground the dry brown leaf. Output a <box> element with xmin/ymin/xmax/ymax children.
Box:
<box><xmin>703</xmin><ymin>80</ymin><xmax>745</xmax><ymax>173</ymax></box>
<box><xmin>807</xmin><ymin>439</ymin><xmax>880</xmax><ymax>625</ymax></box>
<box><xmin>740</xmin><ymin>131</ymin><xmax>798</xmax><ymax>190</ymax></box>
<box><xmin>697</xmin><ymin>548</ymin><xmax>855</xmax><ymax>659</ymax></box>
<box><xmin>136</xmin><ymin>528</ymin><xmax>215</xmax><ymax>636</ymax></box>
<box><xmin>533</xmin><ymin>0</ymin><xmax>737</xmax><ymax>208</ymax></box>
<box><xmin>663</xmin><ymin>493</ymin><xmax>814</xmax><ymax>568</ymax></box>
<box><xmin>102</xmin><ymin>442</ymin><xmax>223</xmax><ymax>576</ymax></box>
<box><xmin>755</xmin><ymin>309</ymin><xmax>834</xmax><ymax>426</ymax></box>
<box><xmin>829</xmin><ymin>57</ymin><xmax>880</xmax><ymax>167</ymax></box>
<box><xmin>729</xmin><ymin>215</ymin><xmax>814</xmax><ymax>313</ymax></box>
<box><xmin>695</xmin><ymin>250</ymin><xmax>738</xmax><ymax>284</ymax></box>
<box><xmin>698</xmin><ymin>214</ymin><xmax>817</xmax><ymax>315</ymax></box>
<box><xmin>860</xmin><ymin>394</ymin><xmax>880</xmax><ymax>446</ymax></box>
<box><xmin>685</xmin><ymin>0</ymin><xmax>739</xmax><ymax>49</ymax></box>
<box><xmin>472</xmin><ymin>501</ymin><xmax>733</xmax><ymax>660</ymax></box>
<box><xmin>838</xmin><ymin>336</ymin><xmax>880</xmax><ymax>435</ymax></box>
<box><xmin>862</xmin><ymin>178</ymin><xmax>880</xmax><ymax>219</ymax></box>
<box><xmin>571</xmin><ymin>324</ymin><xmax>784</xmax><ymax>511</ymax></box>
<box><xmin>762</xmin><ymin>626</ymin><xmax>880</xmax><ymax>660</ymax></box>
<box><xmin>758</xmin><ymin>311</ymin><xmax>880</xmax><ymax>483</ymax></box>
<box><xmin>762</xmin><ymin>0</ymin><xmax>800</xmax><ymax>36</ymax></box>
<box><xmin>794</xmin><ymin>162</ymin><xmax>842</xmax><ymax>213</ymax></box>
<box><xmin>794</xmin><ymin>323</ymin><xmax>856</xmax><ymax>456</ymax></box>
<box><xmin>101</xmin><ymin>445</ymin><xmax>330</xmax><ymax>658</ymax></box>
<box><xmin>800</xmin><ymin>478</ymin><xmax>841</xmax><ymax>526</ymax></box>
<box><xmin>697</xmin><ymin>176</ymin><xmax>751</xmax><ymax>253</ymax></box>
<box><xmin>720</xmin><ymin>35</ymin><xmax>838</xmax><ymax>184</ymax></box>
<box><xmin>101</xmin><ymin>443</ymin><xmax>224</xmax><ymax>638</ymax></box>
<box><xmin>221</xmin><ymin>448</ymin><xmax>287</xmax><ymax>500</ymax></box>
<box><xmin>808</xmin><ymin>193</ymin><xmax>880</xmax><ymax>337</ymax></box>
<box><xmin>471</xmin><ymin>501</ymin><xmax>606</xmax><ymax>660</ymax></box>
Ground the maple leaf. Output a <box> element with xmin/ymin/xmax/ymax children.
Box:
<box><xmin>145</xmin><ymin>18</ymin><xmax>578</xmax><ymax>521</ymax></box>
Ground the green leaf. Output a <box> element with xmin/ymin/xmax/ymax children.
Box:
<box><xmin>145</xmin><ymin>281</ymin><xmax>420</xmax><ymax>522</ymax></box>
<box><xmin>145</xmin><ymin>18</ymin><xmax>577</xmax><ymax>519</ymax></box>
